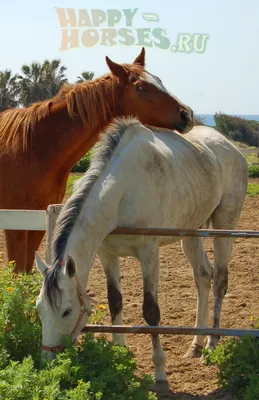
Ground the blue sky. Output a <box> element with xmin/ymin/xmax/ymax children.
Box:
<box><xmin>1</xmin><ymin>0</ymin><xmax>258</xmax><ymax>114</ymax></box>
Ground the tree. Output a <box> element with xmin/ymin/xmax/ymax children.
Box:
<box><xmin>76</xmin><ymin>71</ymin><xmax>94</xmax><ymax>83</ymax></box>
<box><xmin>0</xmin><ymin>70</ymin><xmax>19</xmax><ymax>110</ymax></box>
<box><xmin>41</xmin><ymin>59</ymin><xmax>67</xmax><ymax>97</ymax></box>
<box><xmin>194</xmin><ymin>115</ymin><xmax>205</xmax><ymax>126</ymax></box>
<box><xmin>17</xmin><ymin>59</ymin><xmax>68</xmax><ymax>106</ymax></box>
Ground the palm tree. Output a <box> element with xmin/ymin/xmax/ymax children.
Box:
<box><xmin>76</xmin><ymin>71</ymin><xmax>94</xmax><ymax>83</ymax></box>
<box><xmin>194</xmin><ymin>115</ymin><xmax>206</xmax><ymax>126</ymax></box>
<box><xmin>18</xmin><ymin>59</ymin><xmax>68</xmax><ymax>106</ymax></box>
<box><xmin>0</xmin><ymin>70</ymin><xmax>19</xmax><ymax>110</ymax></box>
<box><xmin>41</xmin><ymin>59</ymin><xmax>68</xmax><ymax>97</ymax></box>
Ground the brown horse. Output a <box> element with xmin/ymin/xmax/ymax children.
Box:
<box><xmin>0</xmin><ymin>48</ymin><xmax>193</xmax><ymax>273</ymax></box>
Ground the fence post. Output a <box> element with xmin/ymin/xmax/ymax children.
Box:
<box><xmin>46</xmin><ymin>204</ymin><xmax>63</xmax><ymax>264</ymax></box>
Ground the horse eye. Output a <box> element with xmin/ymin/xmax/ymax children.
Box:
<box><xmin>136</xmin><ymin>85</ymin><xmax>143</xmax><ymax>92</ymax></box>
<box><xmin>62</xmin><ymin>308</ymin><xmax>72</xmax><ymax>318</ymax></box>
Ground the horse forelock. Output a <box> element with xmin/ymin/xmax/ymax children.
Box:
<box><xmin>44</xmin><ymin>261</ymin><xmax>62</xmax><ymax>310</ymax></box>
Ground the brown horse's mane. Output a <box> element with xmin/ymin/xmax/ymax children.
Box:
<box><xmin>0</xmin><ymin>63</ymin><xmax>145</xmax><ymax>153</ymax></box>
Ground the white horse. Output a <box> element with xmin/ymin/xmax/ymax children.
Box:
<box><xmin>35</xmin><ymin>117</ymin><xmax>248</xmax><ymax>389</ymax></box>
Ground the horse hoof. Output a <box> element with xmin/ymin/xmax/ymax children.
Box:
<box><xmin>152</xmin><ymin>380</ymin><xmax>170</xmax><ymax>395</ymax></box>
<box><xmin>183</xmin><ymin>344</ymin><xmax>203</xmax><ymax>358</ymax></box>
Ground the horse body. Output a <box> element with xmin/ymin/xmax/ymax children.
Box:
<box><xmin>36</xmin><ymin>119</ymin><xmax>248</xmax><ymax>388</ymax></box>
<box><xmin>0</xmin><ymin>48</ymin><xmax>193</xmax><ymax>272</ymax></box>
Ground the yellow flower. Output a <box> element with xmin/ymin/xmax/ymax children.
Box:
<box><xmin>0</xmin><ymin>258</ymin><xmax>2</xmax><ymax>262</ymax></box>
<box><xmin>250</xmin><ymin>315</ymin><xmax>254</xmax><ymax>322</ymax></box>
<box><xmin>98</xmin><ymin>304</ymin><xmax>106</xmax><ymax>311</ymax></box>
<box><xmin>8</xmin><ymin>260</ymin><xmax>15</xmax><ymax>265</ymax></box>
<box><xmin>6</xmin><ymin>287</ymin><xmax>13</xmax><ymax>293</ymax></box>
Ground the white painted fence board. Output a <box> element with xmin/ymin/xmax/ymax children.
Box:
<box><xmin>0</xmin><ymin>210</ymin><xmax>46</xmax><ymax>230</ymax></box>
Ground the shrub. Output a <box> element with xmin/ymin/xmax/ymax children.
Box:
<box><xmin>203</xmin><ymin>317</ymin><xmax>259</xmax><ymax>399</ymax></box>
<box><xmin>0</xmin><ymin>335</ymin><xmax>157</xmax><ymax>400</ymax></box>
<box><xmin>0</xmin><ymin>262</ymin><xmax>42</xmax><ymax>367</ymax></box>
<box><xmin>0</xmin><ymin>262</ymin><xmax>157</xmax><ymax>400</ymax></box>
<box><xmin>214</xmin><ymin>113</ymin><xmax>259</xmax><ymax>147</ymax></box>
<box><xmin>71</xmin><ymin>152</ymin><xmax>92</xmax><ymax>173</ymax></box>
<box><xmin>248</xmin><ymin>164</ymin><xmax>259</xmax><ymax>178</ymax></box>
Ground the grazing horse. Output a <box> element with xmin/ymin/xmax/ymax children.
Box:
<box><xmin>35</xmin><ymin>118</ymin><xmax>248</xmax><ymax>390</ymax></box>
<box><xmin>0</xmin><ymin>47</ymin><xmax>193</xmax><ymax>273</ymax></box>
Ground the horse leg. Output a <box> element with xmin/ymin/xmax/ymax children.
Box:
<box><xmin>97</xmin><ymin>246</ymin><xmax>125</xmax><ymax>346</ymax></box>
<box><xmin>5</xmin><ymin>230</ymin><xmax>28</xmax><ymax>273</ymax></box>
<box><xmin>137</xmin><ymin>245</ymin><xmax>168</xmax><ymax>391</ymax></box>
<box><xmin>206</xmin><ymin>204</ymin><xmax>240</xmax><ymax>351</ymax></box>
<box><xmin>26</xmin><ymin>231</ymin><xmax>46</xmax><ymax>273</ymax></box>
<box><xmin>181</xmin><ymin>237</ymin><xmax>213</xmax><ymax>358</ymax></box>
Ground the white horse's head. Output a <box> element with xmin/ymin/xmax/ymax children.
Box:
<box><xmin>35</xmin><ymin>252</ymin><xmax>92</xmax><ymax>360</ymax></box>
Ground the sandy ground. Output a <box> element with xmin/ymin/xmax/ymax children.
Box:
<box><xmin>1</xmin><ymin>183</ymin><xmax>259</xmax><ymax>399</ymax></box>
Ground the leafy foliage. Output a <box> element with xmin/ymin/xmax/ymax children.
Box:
<box><xmin>17</xmin><ymin>59</ymin><xmax>68</xmax><ymax>106</ymax></box>
<box><xmin>76</xmin><ymin>71</ymin><xmax>95</xmax><ymax>82</ymax></box>
<box><xmin>71</xmin><ymin>152</ymin><xmax>92</xmax><ymax>173</ymax></box>
<box><xmin>0</xmin><ymin>61</ymin><xmax>95</xmax><ymax>108</ymax></box>
<box><xmin>0</xmin><ymin>263</ymin><xmax>156</xmax><ymax>400</ymax></box>
<box><xmin>248</xmin><ymin>165</ymin><xmax>259</xmax><ymax>178</ymax></box>
<box><xmin>0</xmin><ymin>263</ymin><xmax>42</xmax><ymax>367</ymax></box>
<box><xmin>203</xmin><ymin>316</ymin><xmax>259</xmax><ymax>399</ymax></box>
<box><xmin>194</xmin><ymin>115</ymin><xmax>206</xmax><ymax>126</ymax></box>
<box><xmin>215</xmin><ymin>112</ymin><xmax>259</xmax><ymax>147</ymax></box>
<box><xmin>0</xmin><ymin>70</ymin><xmax>19</xmax><ymax>110</ymax></box>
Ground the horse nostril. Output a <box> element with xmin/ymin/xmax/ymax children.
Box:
<box><xmin>180</xmin><ymin>109</ymin><xmax>189</xmax><ymax>123</ymax></box>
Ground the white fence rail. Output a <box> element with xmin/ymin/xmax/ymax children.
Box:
<box><xmin>0</xmin><ymin>210</ymin><xmax>46</xmax><ymax>230</ymax></box>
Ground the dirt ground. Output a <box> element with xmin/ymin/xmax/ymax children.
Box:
<box><xmin>1</xmin><ymin>184</ymin><xmax>259</xmax><ymax>399</ymax></box>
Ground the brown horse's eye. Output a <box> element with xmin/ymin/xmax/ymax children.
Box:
<box><xmin>136</xmin><ymin>85</ymin><xmax>143</xmax><ymax>92</ymax></box>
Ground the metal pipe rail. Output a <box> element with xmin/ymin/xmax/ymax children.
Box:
<box><xmin>82</xmin><ymin>324</ymin><xmax>259</xmax><ymax>337</ymax></box>
<box><xmin>112</xmin><ymin>227</ymin><xmax>259</xmax><ymax>239</ymax></box>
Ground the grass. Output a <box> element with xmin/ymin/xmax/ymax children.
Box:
<box><xmin>247</xmin><ymin>182</ymin><xmax>259</xmax><ymax>197</ymax></box>
<box><xmin>66</xmin><ymin>174</ymin><xmax>82</xmax><ymax>195</ymax></box>
<box><xmin>231</xmin><ymin>140</ymin><xmax>258</xmax><ymax>150</ymax></box>
<box><xmin>244</xmin><ymin>153</ymin><xmax>259</xmax><ymax>163</ymax></box>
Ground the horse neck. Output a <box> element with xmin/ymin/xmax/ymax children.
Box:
<box><xmin>31</xmin><ymin>82</ymin><xmax>123</xmax><ymax>177</ymax></box>
<box><xmin>61</xmin><ymin>170</ymin><xmax>123</xmax><ymax>287</ymax></box>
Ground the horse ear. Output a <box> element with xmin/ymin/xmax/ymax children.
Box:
<box><xmin>106</xmin><ymin>56</ymin><xmax>128</xmax><ymax>83</ymax></box>
<box><xmin>65</xmin><ymin>255</ymin><xmax>77</xmax><ymax>278</ymax></box>
<box><xmin>133</xmin><ymin>47</ymin><xmax>145</xmax><ymax>67</ymax></box>
<box><xmin>35</xmin><ymin>252</ymin><xmax>48</xmax><ymax>277</ymax></box>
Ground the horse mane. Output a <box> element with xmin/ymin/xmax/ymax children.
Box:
<box><xmin>0</xmin><ymin>64</ymin><xmax>145</xmax><ymax>153</ymax></box>
<box><xmin>44</xmin><ymin>116</ymin><xmax>141</xmax><ymax>308</ymax></box>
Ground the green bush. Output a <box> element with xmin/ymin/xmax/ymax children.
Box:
<box><xmin>0</xmin><ymin>336</ymin><xmax>156</xmax><ymax>400</ymax></box>
<box><xmin>71</xmin><ymin>152</ymin><xmax>92</xmax><ymax>173</ymax></box>
<box><xmin>248</xmin><ymin>165</ymin><xmax>259</xmax><ymax>177</ymax></box>
<box><xmin>203</xmin><ymin>322</ymin><xmax>259</xmax><ymax>399</ymax></box>
<box><xmin>214</xmin><ymin>113</ymin><xmax>259</xmax><ymax>147</ymax></box>
<box><xmin>0</xmin><ymin>263</ymin><xmax>42</xmax><ymax>367</ymax></box>
<box><xmin>0</xmin><ymin>263</ymin><xmax>156</xmax><ymax>400</ymax></box>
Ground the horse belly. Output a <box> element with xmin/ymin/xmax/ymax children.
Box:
<box><xmin>101</xmin><ymin>180</ymin><xmax>221</xmax><ymax>256</ymax></box>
